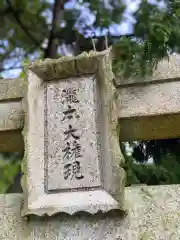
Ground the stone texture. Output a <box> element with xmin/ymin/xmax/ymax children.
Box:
<box><xmin>0</xmin><ymin>101</ymin><xmax>23</xmax><ymax>131</ymax></box>
<box><xmin>46</xmin><ymin>76</ymin><xmax>101</xmax><ymax>191</ymax></box>
<box><xmin>120</xmin><ymin>114</ymin><xmax>180</xmax><ymax>141</ymax></box>
<box><xmin>2</xmin><ymin>77</ymin><xmax>180</xmax><ymax>150</ymax></box>
<box><xmin>0</xmin><ymin>78</ymin><xmax>25</xmax><ymax>152</ymax></box>
<box><xmin>28</xmin><ymin>50</ymin><xmax>102</xmax><ymax>81</ymax></box>
<box><xmin>152</xmin><ymin>53</ymin><xmax>180</xmax><ymax>81</ymax></box>
<box><xmin>0</xmin><ymin>78</ymin><xmax>25</xmax><ymax>100</ymax></box>
<box><xmin>0</xmin><ymin>194</ymin><xmax>29</xmax><ymax>240</ymax></box>
<box><xmin>117</xmin><ymin>78</ymin><xmax>180</xmax><ymax>141</ymax></box>
<box><xmin>1</xmin><ymin>185</ymin><xmax>180</xmax><ymax>239</ymax></box>
<box><xmin>117</xmin><ymin>79</ymin><xmax>180</xmax><ymax>118</ymax></box>
<box><xmin>0</xmin><ymin>130</ymin><xmax>24</xmax><ymax>152</ymax></box>
<box><xmin>22</xmin><ymin>48</ymin><xmax>125</xmax><ymax>216</ymax></box>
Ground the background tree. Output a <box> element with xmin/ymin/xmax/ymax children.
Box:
<box><xmin>123</xmin><ymin>153</ymin><xmax>180</xmax><ymax>186</ymax></box>
<box><xmin>2</xmin><ymin>0</ymin><xmax>180</xmax><ymax>77</ymax></box>
<box><xmin>1</xmin><ymin>0</ymin><xmax>180</xmax><ymax>190</ymax></box>
<box><xmin>131</xmin><ymin>139</ymin><xmax>180</xmax><ymax>165</ymax></box>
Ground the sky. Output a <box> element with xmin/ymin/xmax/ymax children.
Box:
<box><xmin>65</xmin><ymin>0</ymin><xmax>165</xmax><ymax>37</ymax></box>
<box><xmin>65</xmin><ymin>0</ymin><xmax>139</xmax><ymax>36</ymax></box>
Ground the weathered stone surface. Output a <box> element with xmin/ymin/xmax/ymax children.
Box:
<box><xmin>1</xmin><ymin>185</ymin><xmax>180</xmax><ymax>239</ymax></box>
<box><xmin>2</xmin><ymin>77</ymin><xmax>180</xmax><ymax>150</ymax></box>
<box><xmin>0</xmin><ymin>194</ymin><xmax>28</xmax><ymax>240</ymax></box>
<box><xmin>0</xmin><ymin>78</ymin><xmax>25</xmax><ymax>100</ymax></box>
<box><xmin>0</xmin><ymin>78</ymin><xmax>25</xmax><ymax>152</ymax></box>
<box><xmin>117</xmin><ymin>78</ymin><xmax>180</xmax><ymax>118</ymax></box>
<box><xmin>46</xmin><ymin>76</ymin><xmax>101</xmax><ymax>191</ymax></box>
<box><xmin>153</xmin><ymin>53</ymin><xmax>180</xmax><ymax>81</ymax></box>
<box><xmin>22</xmin><ymin>48</ymin><xmax>125</xmax><ymax>216</ymax></box>
<box><xmin>0</xmin><ymin>101</ymin><xmax>23</xmax><ymax>131</ymax></box>
<box><xmin>120</xmin><ymin>114</ymin><xmax>180</xmax><ymax>141</ymax></box>
<box><xmin>0</xmin><ymin>130</ymin><xmax>24</xmax><ymax>152</ymax></box>
<box><xmin>117</xmin><ymin>78</ymin><xmax>180</xmax><ymax>140</ymax></box>
<box><xmin>28</xmin><ymin>50</ymin><xmax>105</xmax><ymax>81</ymax></box>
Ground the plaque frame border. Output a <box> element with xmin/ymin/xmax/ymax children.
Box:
<box><xmin>21</xmin><ymin>49</ymin><xmax>126</xmax><ymax>216</ymax></box>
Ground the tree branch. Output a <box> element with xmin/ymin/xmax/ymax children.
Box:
<box><xmin>0</xmin><ymin>6</ymin><xmax>11</xmax><ymax>15</ymax></box>
<box><xmin>56</xmin><ymin>29</ymin><xmax>134</xmax><ymax>43</ymax></box>
<box><xmin>92</xmin><ymin>33</ymin><xmax>135</xmax><ymax>40</ymax></box>
<box><xmin>56</xmin><ymin>29</ymin><xmax>135</xmax><ymax>53</ymax></box>
<box><xmin>6</xmin><ymin>0</ymin><xmax>44</xmax><ymax>50</ymax></box>
<box><xmin>76</xmin><ymin>33</ymin><xmax>135</xmax><ymax>53</ymax></box>
<box><xmin>44</xmin><ymin>0</ymin><xmax>67</xmax><ymax>58</ymax></box>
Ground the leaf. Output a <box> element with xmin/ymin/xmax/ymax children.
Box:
<box><xmin>111</xmin><ymin>6</ymin><xmax>125</xmax><ymax>23</ymax></box>
<box><xmin>175</xmin><ymin>8</ymin><xmax>180</xmax><ymax>17</ymax></box>
<box><xmin>0</xmin><ymin>158</ymin><xmax>21</xmax><ymax>193</ymax></box>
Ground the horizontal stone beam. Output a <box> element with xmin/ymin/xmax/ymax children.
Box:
<box><xmin>1</xmin><ymin>77</ymin><xmax>180</xmax><ymax>151</ymax></box>
<box><xmin>120</xmin><ymin>114</ymin><xmax>180</xmax><ymax>141</ymax></box>
<box><xmin>1</xmin><ymin>185</ymin><xmax>180</xmax><ymax>239</ymax></box>
<box><xmin>0</xmin><ymin>78</ymin><xmax>25</xmax><ymax>152</ymax></box>
<box><xmin>117</xmin><ymin>78</ymin><xmax>180</xmax><ymax>140</ymax></box>
<box><xmin>0</xmin><ymin>130</ymin><xmax>24</xmax><ymax>152</ymax></box>
<box><xmin>1</xmin><ymin>53</ymin><xmax>180</xmax><ymax>152</ymax></box>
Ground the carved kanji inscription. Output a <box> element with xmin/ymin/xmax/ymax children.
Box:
<box><xmin>46</xmin><ymin>76</ymin><xmax>101</xmax><ymax>191</ymax></box>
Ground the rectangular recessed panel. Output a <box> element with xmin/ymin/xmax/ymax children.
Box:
<box><xmin>46</xmin><ymin>76</ymin><xmax>101</xmax><ymax>191</ymax></box>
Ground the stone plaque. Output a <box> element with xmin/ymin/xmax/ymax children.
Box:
<box><xmin>45</xmin><ymin>76</ymin><xmax>101</xmax><ymax>191</ymax></box>
<box><xmin>22</xmin><ymin>49</ymin><xmax>125</xmax><ymax>216</ymax></box>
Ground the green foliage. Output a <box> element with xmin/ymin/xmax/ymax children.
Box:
<box><xmin>123</xmin><ymin>153</ymin><xmax>180</xmax><ymax>186</ymax></box>
<box><xmin>131</xmin><ymin>138</ymin><xmax>180</xmax><ymax>165</ymax></box>
<box><xmin>0</xmin><ymin>158</ymin><xmax>21</xmax><ymax>193</ymax></box>
<box><xmin>112</xmin><ymin>38</ymin><xmax>158</xmax><ymax>79</ymax></box>
<box><xmin>112</xmin><ymin>0</ymin><xmax>180</xmax><ymax>78</ymax></box>
<box><xmin>1</xmin><ymin>0</ymin><xmax>180</xmax><ymax>78</ymax></box>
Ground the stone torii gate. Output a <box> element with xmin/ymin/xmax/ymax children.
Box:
<box><xmin>1</xmin><ymin>48</ymin><xmax>180</xmax><ymax>239</ymax></box>
<box><xmin>1</xmin><ymin>53</ymin><xmax>180</xmax><ymax>151</ymax></box>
